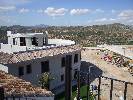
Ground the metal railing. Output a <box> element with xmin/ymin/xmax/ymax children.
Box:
<box><xmin>75</xmin><ymin>70</ymin><xmax>133</xmax><ymax>100</ymax></box>
<box><xmin>97</xmin><ymin>76</ymin><xmax>133</xmax><ymax>100</ymax></box>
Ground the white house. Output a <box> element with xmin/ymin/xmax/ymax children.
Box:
<box><xmin>0</xmin><ymin>31</ymin><xmax>81</xmax><ymax>94</ymax></box>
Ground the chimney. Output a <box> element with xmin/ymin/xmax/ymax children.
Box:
<box><xmin>7</xmin><ymin>31</ymin><xmax>12</xmax><ymax>36</ymax></box>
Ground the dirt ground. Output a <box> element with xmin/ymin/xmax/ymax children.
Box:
<box><xmin>81</xmin><ymin>48</ymin><xmax>133</xmax><ymax>100</ymax></box>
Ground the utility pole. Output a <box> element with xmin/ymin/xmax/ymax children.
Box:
<box><xmin>77</xmin><ymin>70</ymin><xmax>80</xmax><ymax>100</ymax></box>
<box><xmin>87</xmin><ymin>66</ymin><xmax>92</xmax><ymax>100</ymax></box>
<box><xmin>0</xmin><ymin>87</ymin><xmax>4</xmax><ymax>100</ymax></box>
<box><xmin>65</xmin><ymin>55</ymin><xmax>72</xmax><ymax>100</ymax></box>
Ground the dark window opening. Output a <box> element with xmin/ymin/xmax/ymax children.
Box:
<box><xmin>61</xmin><ymin>57</ymin><xmax>66</xmax><ymax>67</ymax></box>
<box><xmin>13</xmin><ymin>38</ymin><xmax>15</xmax><ymax>45</ymax></box>
<box><xmin>43</xmin><ymin>37</ymin><xmax>47</xmax><ymax>45</ymax></box>
<box><xmin>74</xmin><ymin>54</ymin><xmax>78</xmax><ymax>63</ymax></box>
<box><xmin>43</xmin><ymin>37</ymin><xmax>45</xmax><ymax>45</ymax></box>
<box><xmin>26</xmin><ymin>64</ymin><xmax>32</xmax><ymax>74</ymax></box>
<box><xmin>74</xmin><ymin>69</ymin><xmax>78</xmax><ymax>79</ymax></box>
<box><xmin>18</xmin><ymin>67</ymin><xmax>24</xmax><ymax>76</ymax></box>
<box><xmin>20</xmin><ymin>37</ymin><xmax>26</xmax><ymax>46</ymax></box>
<box><xmin>31</xmin><ymin>37</ymin><xmax>38</xmax><ymax>46</ymax></box>
<box><xmin>61</xmin><ymin>74</ymin><xmax>64</xmax><ymax>82</ymax></box>
<box><xmin>41</xmin><ymin>61</ymin><xmax>49</xmax><ymax>73</ymax></box>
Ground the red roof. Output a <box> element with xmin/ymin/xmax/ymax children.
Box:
<box><xmin>0</xmin><ymin>70</ymin><xmax>54</xmax><ymax>97</ymax></box>
<box><xmin>0</xmin><ymin>45</ymin><xmax>81</xmax><ymax>64</ymax></box>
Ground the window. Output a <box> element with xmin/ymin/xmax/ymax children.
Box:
<box><xmin>61</xmin><ymin>74</ymin><xmax>64</xmax><ymax>82</ymax></box>
<box><xmin>31</xmin><ymin>37</ymin><xmax>38</xmax><ymax>46</ymax></box>
<box><xmin>20</xmin><ymin>37</ymin><xmax>26</xmax><ymax>46</ymax></box>
<box><xmin>13</xmin><ymin>38</ymin><xmax>15</xmax><ymax>45</ymax></box>
<box><xmin>74</xmin><ymin>54</ymin><xmax>78</xmax><ymax>63</ymax></box>
<box><xmin>18</xmin><ymin>67</ymin><xmax>24</xmax><ymax>76</ymax></box>
<box><xmin>43</xmin><ymin>37</ymin><xmax>47</xmax><ymax>45</ymax></box>
<box><xmin>61</xmin><ymin>57</ymin><xmax>66</xmax><ymax>67</ymax></box>
<box><xmin>43</xmin><ymin>37</ymin><xmax>45</xmax><ymax>45</ymax></box>
<box><xmin>26</xmin><ymin>64</ymin><xmax>32</xmax><ymax>74</ymax></box>
<box><xmin>41</xmin><ymin>61</ymin><xmax>49</xmax><ymax>73</ymax></box>
<box><xmin>74</xmin><ymin>69</ymin><xmax>78</xmax><ymax>79</ymax></box>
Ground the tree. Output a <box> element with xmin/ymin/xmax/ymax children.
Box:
<box><xmin>38</xmin><ymin>72</ymin><xmax>54</xmax><ymax>89</ymax></box>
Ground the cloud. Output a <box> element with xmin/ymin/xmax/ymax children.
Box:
<box><xmin>95</xmin><ymin>18</ymin><xmax>117</xmax><ymax>23</ymax></box>
<box><xmin>88</xmin><ymin>17</ymin><xmax>118</xmax><ymax>25</ymax></box>
<box><xmin>109</xmin><ymin>18</ymin><xmax>116</xmax><ymax>21</ymax></box>
<box><xmin>0</xmin><ymin>6</ymin><xmax>16</xmax><ymax>12</ymax></box>
<box><xmin>95</xmin><ymin>9</ymin><xmax>104</xmax><ymax>13</ymax></box>
<box><xmin>37</xmin><ymin>9</ymin><xmax>43</xmax><ymax>13</ymax></box>
<box><xmin>118</xmin><ymin>10</ymin><xmax>133</xmax><ymax>19</ymax></box>
<box><xmin>0</xmin><ymin>15</ymin><xmax>16</xmax><ymax>26</ymax></box>
<box><xmin>44</xmin><ymin>7</ymin><xmax>68</xmax><ymax>17</ymax></box>
<box><xmin>70</xmin><ymin>9</ymin><xmax>90</xmax><ymax>15</ymax></box>
<box><xmin>0</xmin><ymin>0</ymin><xmax>30</xmax><ymax>6</ymax></box>
<box><xmin>95</xmin><ymin>18</ymin><xmax>107</xmax><ymax>22</ymax></box>
<box><xmin>111</xmin><ymin>9</ymin><xmax>116</xmax><ymax>13</ymax></box>
<box><xmin>19</xmin><ymin>8</ymin><xmax>29</xmax><ymax>13</ymax></box>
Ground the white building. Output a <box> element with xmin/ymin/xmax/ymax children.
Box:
<box><xmin>0</xmin><ymin>31</ymin><xmax>81</xmax><ymax>94</ymax></box>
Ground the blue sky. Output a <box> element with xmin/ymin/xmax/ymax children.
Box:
<box><xmin>0</xmin><ymin>0</ymin><xmax>133</xmax><ymax>26</ymax></box>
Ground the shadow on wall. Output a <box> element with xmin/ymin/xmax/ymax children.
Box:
<box><xmin>80</xmin><ymin>61</ymin><xmax>103</xmax><ymax>83</ymax></box>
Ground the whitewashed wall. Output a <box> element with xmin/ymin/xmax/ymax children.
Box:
<box><xmin>0</xmin><ymin>64</ymin><xmax>8</xmax><ymax>72</ymax></box>
<box><xmin>7</xmin><ymin>50</ymin><xmax>81</xmax><ymax>90</ymax></box>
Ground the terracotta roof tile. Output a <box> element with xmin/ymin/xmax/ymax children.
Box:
<box><xmin>0</xmin><ymin>45</ymin><xmax>82</xmax><ymax>64</ymax></box>
<box><xmin>0</xmin><ymin>70</ymin><xmax>54</xmax><ymax>97</ymax></box>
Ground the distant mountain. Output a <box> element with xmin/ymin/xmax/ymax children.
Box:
<box><xmin>34</xmin><ymin>24</ymin><xmax>49</xmax><ymax>28</ymax></box>
<box><xmin>0</xmin><ymin>23</ymin><xmax>133</xmax><ymax>46</ymax></box>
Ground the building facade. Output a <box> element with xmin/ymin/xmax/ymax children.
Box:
<box><xmin>0</xmin><ymin>31</ymin><xmax>81</xmax><ymax>94</ymax></box>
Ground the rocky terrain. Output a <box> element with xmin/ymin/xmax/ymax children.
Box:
<box><xmin>81</xmin><ymin>48</ymin><xmax>133</xmax><ymax>100</ymax></box>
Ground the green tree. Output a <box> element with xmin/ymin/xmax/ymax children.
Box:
<box><xmin>38</xmin><ymin>72</ymin><xmax>54</xmax><ymax>89</ymax></box>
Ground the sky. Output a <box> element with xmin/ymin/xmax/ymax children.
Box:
<box><xmin>0</xmin><ymin>0</ymin><xmax>133</xmax><ymax>26</ymax></box>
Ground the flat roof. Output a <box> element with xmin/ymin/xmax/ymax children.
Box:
<box><xmin>7</xmin><ymin>32</ymin><xmax>45</xmax><ymax>38</ymax></box>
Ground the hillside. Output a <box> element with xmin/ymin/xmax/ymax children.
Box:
<box><xmin>0</xmin><ymin>23</ymin><xmax>133</xmax><ymax>46</ymax></box>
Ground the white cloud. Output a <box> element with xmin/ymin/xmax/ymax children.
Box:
<box><xmin>95</xmin><ymin>18</ymin><xmax>117</xmax><ymax>23</ymax></box>
<box><xmin>95</xmin><ymin>18</ymin><xmax>107</xmax><ymax>22</ymax></box>
<box><xmin>0</xmin><ymin>6</ymin><xmax>16</xmax><ymax>12</ymax></box>
<box><xmin>0</xmin><ymin>15</ymin><xmax>16</xmax><ymax>26</ymax></box>
<box><xmin>109</xmin><ymin>18</ymin><xmax>116</xmax><ymax>21</ymax></box>
<box><xmin>111</xmin><ymin>9</ymin><xmax>116</xmax><ymax>13</ymax></box>
<box><xmin>95</xmin><ymin>9</ymin><xmax>104</xmax><ymax>13</ymax></box>
<box><xmin>37</xmin><ymin>9</ymin><xmax>43</xmax><ymax>13</ymax></box>
<box><xmin>44</xmin><ymin>7</ymin><xmax>68</xmax><ymax>17</ymax></box>
<box><xmin>0</xmin><ymin>0</ymin><xmax>30</xmax><ymax>6</ymax></box>
<box><xmin>118</xmin><ymin>10</ymin><xmax>133</xmax><ymax>19</ymax></box>
<box><xmin>70</xmin><ymin>9</ymin><xmax>90</xmax><ymax>15</ymax></box>
<box><xmin>19</xmin><ymin>8</ymin><xmax>29</xmax><ymax>13</ymax></box>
